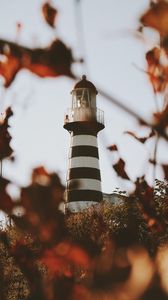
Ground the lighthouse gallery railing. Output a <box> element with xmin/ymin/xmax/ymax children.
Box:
<box><xmin>64</xmin><ymin>108</ymin><xmax>104</xmax><ymax>125</ymax></box>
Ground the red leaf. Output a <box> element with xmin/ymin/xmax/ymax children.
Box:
<box><xmin>140</xmin><ymin>1</ymin><xmax>168</xmax><ymax>36</ymax></box>
<box><xmin>42</xmin><ymin>2</ymin><xmax>58</xmax><ymax>28</ymax></box>
<box><xmin>42</xmin><ymin>242</ymin><xmax>90</xmax><ymax>276</ymax></box>
<box><xmin>113</xmin><ymin>158</ymin><xmax>130</xmax><ymax>180</ymax></box>
<box><xmin>0</xmin><ymin>39</ymin><xmax>74</xmax><ymax>87</ymax></box>
<box><xmin>145</xmin><ymin>47</ymin><xmax>168</xmax><ymax>93</ymax></box>
<box><xmin>0</xmin><ymin>55</ymin><xmax>21</xmax><ymax>87</ymax></box>
<box><xmin>107</xmin><ymin>144</ymin><xmax>118</xmax><ymax>151</ymax></box>
<box><xmin>12</xmin><ymin>167</ymin><xmax>65</xmax><ymax>246</ymax></box>
<box><xmin>125</xmin><ymin>129</ymin><xmax>155</xmax><ymax>143</ymax></box>
<box><xmin>0</xmin><ymin>107</ymin><xmax>13</xmax><ymax>159</ymax></box>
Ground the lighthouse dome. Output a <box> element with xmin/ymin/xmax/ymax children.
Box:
<box><xmin>74</xmin><ymin>75</ymin><xmax>98</xmax><ymax>94</ymax></box>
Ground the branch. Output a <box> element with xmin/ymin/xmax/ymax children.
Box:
<box><xmin>98</xmin><ymin>87</ymin><xmax>168</xmax><ymax>142</ymax></box>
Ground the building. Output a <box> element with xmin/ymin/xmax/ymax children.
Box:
<box><xmin>64</xmin><ymin>75</ymin><xmax>105</xmax><ymax>212</ymax></box>
<box><xmin>63</xmin><ymin>75</ymin><xmax>126</xmax><ymax>212</ymax></box>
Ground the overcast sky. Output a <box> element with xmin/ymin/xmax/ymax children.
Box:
<box><xmin>0</xmin><ymin>0</ymin><xmax>167</xmax><ymax>195</ymax></box>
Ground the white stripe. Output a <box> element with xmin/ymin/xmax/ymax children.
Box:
<box><xmin>71</xmin><ymin>135</ymin><xmax>98</xmax><ymax>147</ymax></box>
<box><xmin>69</xmin><ymin>157</ymin><xmax>100</xmax><ymax>169</ymax></box>
<box><xmin>67</xmin><ymin>178</ymin><xmax>102</xmax><ymax>191</ymax></box>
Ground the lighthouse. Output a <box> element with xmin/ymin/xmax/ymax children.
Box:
<box><xmin>64</xmin><ymin>75</ymin><xmax>105</xmax><ymax>212</ymax></box>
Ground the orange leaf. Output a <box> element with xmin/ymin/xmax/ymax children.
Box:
<box><xmin>42</xmin><ymin>2</ymin><xmax>58</xmax><ymax>28</ymax></box>
<box><xmin>146</xmin><ymin>47</ymin><xmax>168</xmax><ymax>92</ymax></box>
<box><xmin>0</xmin><ymin>39</ymin><xmax>74</xmax><ymax>87</ymax></box>
<box><xmin>0</xmin><ymin>55</ymin><xmax>21</xmax><ymax>87</ymax></box>
<box><xmin>141</xmin><ymin>1</ymin><xmax>168</xmax><ymax>36</ymax></box>
<box><xmin>42</xmin><ymin>242</ymin><xmax>90</xmax><ymax>275</ymax></box>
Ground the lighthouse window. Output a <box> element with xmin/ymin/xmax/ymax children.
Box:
<box><xmin>77</xmin><ymin>99</ymin><xmax>81</xmax><ymax>108</ymax></box>
<box><xmin>72</xmin><ymin>89</ymin><xmax>91</xmax><ymax>108</ymax></box>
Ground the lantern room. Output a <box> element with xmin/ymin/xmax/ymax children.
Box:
<box><xmin>64</xmin><ymin>75</ymin><xmax>104</xmax><ymax>131</ymax></box>
<box><xmin>71</xmin><ymin>74</ymin><xmax>97</xmax><ymax>109</ymax></box>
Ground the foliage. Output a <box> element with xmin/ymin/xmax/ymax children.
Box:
<box><xmin>0</xmin><ymin>39</ymin><xmax>74</xmax><ymax>87</ymax></box>
<box><xmin>0</xmin><ymin>1</ymin><xmax>167</xmax><ymax>300</ymax></box>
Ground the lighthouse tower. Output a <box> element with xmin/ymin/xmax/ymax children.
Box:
<box><xmin>64</xmin><ymin>75</ymin><xmax>104</xmax><ymax>212</ymax></box>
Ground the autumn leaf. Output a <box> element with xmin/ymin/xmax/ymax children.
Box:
<box><xmin>0</xmin><ymin>107</ymin><xmax>13</xmax><ymax>159</ymax></box>
<box><xmin>107</xmin><ymin>144</ymin><xmax>118</xmax><ymax>151</ymax></box>
<box><xmin>42</xmin><ymin>241</ymin><xmax>90</xmax><ymax>276</ymax></box>
<box><xmin>125</xmin><ymin>129</ymin><xmax>155</xmax><ymax>143</ymax></box>
<box><xmin>161</xmin><ymin>35</ymin><xmax>168</xmax><ymax>51</ymax></box>
<box><xmin>12</xmin><ymin>167</ymin><xmax>66</xmax><ymax>246</ymax></box>
<box><xmin>140</xmin><ymin>1</ymin><xmax>168</xmax><ymax>36</ymax></box>
<box><xmin>113</xmin><ymin>158</ymin><xmax>130</xmax><ymax>180</ymax></box>
<box><xmin>162</xmin><ymin>164</ymin><xmax>168</xmax><ymax>180</ymax></box>
<box><xmin>0</xmin><ymin>55</ymin><xmax>21</xmax><ymax>87</ymax></box>
<box><xmin>132</xmin><ymin>177</ymin><xmax>166</xmax><ymax>233</ymax></box>
<box><xmin>10</xmin><ymin>240</ymin><xmax>45</xmax><ymax>298</ymax></box>
<box><xmin>0</xmin><ymin>39</ymin><xmax>75</xmax><ymax>87</ymax></box>
<box><xmin>146</xmin><ymin>47</ymin><xmax>168</xmax><ymax>93</ymax></box>
<box><xmin>0</xmin><ymin>177</ymin><xmax>14</xmax><ymax>213</ymax></box>
<box><xmin>31</xmin><ymin>166</ymin><xmax>51</xmax><ymax>185</ymax></box>
<box><xmin>42</xmin><ymin>2</ymin><xmax>58</xmax><ymax>28</ymax></box>
<box><xmin>154</xmin><ymin>103</ymin><xmax>168</xmax><ymax>133</ymax></box>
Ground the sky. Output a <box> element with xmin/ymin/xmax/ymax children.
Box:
<box><xmin>0</xmin><ymin>0</ymin><xmax>167</xmax><ymax>196</ymax></box>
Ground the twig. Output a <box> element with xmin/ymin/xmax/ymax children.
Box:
<box><xmin>152</xmin><ymin>133</ymin><xmax>159</xmax><ymax>185</ymax></box>
<box><xmin>153</xmin><ymin>92</ymin><xmax>160</xmax><ymax>113</ymax></box>
<box><xmin>0</xmin><ymin>160</ymin><xmax>2</xmax><ymax>177</ymax></box>
<box><xmin>98</xmin><ymin>86</ymin><xmax>168</xmax><ymax>142</ymax></box>
<box><xmin>74</xmin><ymin>0</ymin><xmax>89</xmax><ymax>75</ymax></box>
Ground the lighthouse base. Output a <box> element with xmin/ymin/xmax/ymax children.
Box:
<box><xmin>64</xmin><ymin>201</ymin><xmax>98</xmax><ymax>213</ymax></box>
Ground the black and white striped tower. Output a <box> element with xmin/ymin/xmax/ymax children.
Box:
<box><xmin>64</xmin><ymin>75</ymin><xmax>104</xmax><ymax>212</ymax></box>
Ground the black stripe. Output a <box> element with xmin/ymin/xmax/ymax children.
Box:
<box><xmin>66</xmin><ymin>190</ymin><xmax>103</xmax><ymax>202</ymax></box>
<box><xmin>67</xmin><ymin>178</ymin><xmax>101</xmax><ymax>190</ymax></box>
<box><xmin>67</xmin><ymin>167</ymin><xmax>101</xmax><ymax>180</ymax></box>
<box><xmin>73</xmin><ymin>126</ymin><xmax>97</xmax><ymax>136</ymax></box>
<box><xmin>64</xmin><ymin>121</ymin><xmax>104</xmax><ymax>135</ymax></box>
<box><xmin>70</xmin><ymin>146</ymin><xmax>99</xmax><ymax>158</ymax></box>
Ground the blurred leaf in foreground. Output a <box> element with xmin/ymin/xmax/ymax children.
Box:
<box><xmin>0</xmin><ymin>39</ymin><xmax>75</xmax><ymax>87</ymax></box>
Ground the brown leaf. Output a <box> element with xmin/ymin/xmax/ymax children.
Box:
<box><xmin>125</xmin><ymin>129</ymin><xmax>155</xmax><ymax>143</ymax></box>
<box><xmin>0</xmin><ymin>177</ymin><xmax>14</xmax><ymax>213</ymax></box>
<box><xmin>140</xmin><ymin>1</ymin><xmax>168</xmax><ymax>36</ymax></box>
<box><xmin>42</xmin><ymin>2</ymin><xmax>58</xmax><ymax>28</ymax></box>
<box><xmin>149</xmin><ymin>158</ymin><xmax>157</xmax><ymax>165</ymax></box>
<box><xmin>113</xmin><ymin>158</ymin><xmax>130</xmax><ymax>180</ymax></box>
<box><xmin>0</xmin><ymin>107</ymin><xmax>13</xmax><ymax>159</ymax></box>
<box><xmin>161</xmin><ymin>35</ymin><xmax>168</xmax><ymax>51</ymax></box>
<box><xmin>107</xmin><ymin>144</ymin><xmax>118</xmax><ymax>151</ymax></box>
<box><xmin>132</xmin><ymin>177</ymin><xmax>165</xmax><ymax>232</ymax></box>
<box><xmin>12</xmin><ymin>167</ymin><xmax>66</xmax><ymax>246</ymax></box>
<box><xmin>0</xmin><ymin>39</ymin><xmax>74</xmax><ymax>87</ymax></box>
<box><xmin>11</xmin><ymin>240</ymin><xmax>44</xmax><ymax>297</ymax></box>
<box><xmin>146</xmin><ymin>47</ymin><xmax>168</xmax><ymax>93</ymax></box>
<box><xmin>154</xmin><ymin>103</ymin><xmax>168</xmax><ymax>132</ymax></box>
<box><xmin>162</xmin><ymin>164</ymin><xmax>168</xmax><ymax>180</ymax></box>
